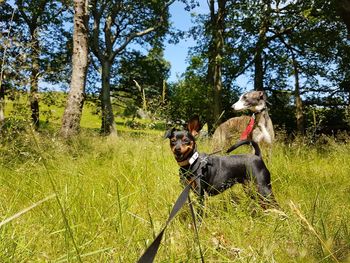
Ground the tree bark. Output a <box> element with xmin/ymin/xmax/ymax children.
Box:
<box><xmin>207</xmin><ymin>0</ymin><xmax>226</xmax><ymax>131</ymax></box>
<box><xmin>30</xmin><ymin>28</ymin><xmax>40</xmax><ymax>129</ymax></box>
<box><xmin>60</xmin><ymin>0</ymin><xmax>89</xmax><ymax>138</ymax></box>
<box><xmin>292</xmin><ymin>58</ymin><xmax>304</xmax><ymax>134</ymax></box>
<box><xmin>281</xmin><ymin>34</ymin><xmax>305</xmax><ymax>135</ymax></box>
<box><xmin>0</xmin><ymin>7</ymin><xmax>15</xmax><ymax>129</ymax></box>
<box><xmin>254</xmin><ymin>2</ymin><xmax>270</xmax><ymax>91</ymax></box>
<box><xmin>336</xmin><ymin>0</ymin><xmax>350</xmax><ymax>119</ymax></box>
<box><xmin>16</xmin><ymin>0</ymin><xmax>52</xmax><ymax>129</ymax></box>
<box><xmin>0</xmin><ymin>85</ymin><xmax>4</xmax><ymax>129</ymax></box>
<box><xmin>0</xmin><ymin>54</ymin><xmax>6</xmax><ymax>128</ymax></box>
<box><xmin>100</xmin><ymin>60</ymin><xmax>115</xmax><ymax>135</ymax></box>
<box><xmin>254</xmin><ymin>46</ymin><xmax>264</xmax><ymax>91</ymax></box>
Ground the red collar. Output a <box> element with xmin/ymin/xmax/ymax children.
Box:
<box><xmin>240</xmin><ymin>113</ymin><xmax>255</xmax><ymax>140</ymax></box>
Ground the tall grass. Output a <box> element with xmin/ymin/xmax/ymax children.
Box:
<box><xmin>0</xmin><ymin>130</ymin><xmax>350</xmax><ymax>262</ymax></box>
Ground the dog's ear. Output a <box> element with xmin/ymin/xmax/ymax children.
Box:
<box><xmin>187</xmin><ymin>115</ymin><xmax>201</xmax><ymax>136</ymax></box>
<box><xmin>258</xmin><ymin>91</ymin><xmax>267</xmax><ymax>100</ymax></box>
<box><xmin>164</xmin><ymin>127</ymin><xmax>175</xmax><ymax>139</ymax></box>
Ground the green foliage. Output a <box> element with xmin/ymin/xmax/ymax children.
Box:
<box><xmin>115</xmin><ymin>48</ymin><xmax>170</xmax><ymax>119</ymax></box>
<box><xmin>0</xmin><ymin>0</ymin><xmax>72</xmax><ymax>89</ymax></box>
<box><xmin>0</xmin><ymin>132</ymin><xmax>350</xmax><ymax>261</ymax></box>
<box><xmin>167</xmin><ymin>55</ymin><xmax>237</xmax><ymax>131</ymax></box>
<box><xmin>268</xmin><ymin>90</ymin><xmax>296</xmax><ymax>135</ymax></box>
<box><xmin>181</xmin><ymin>0</ymin><xmax>350</xmax><ymax>135</ymax></box>
<box><xmin>167</xmin><ymin>74</ymin><xmax>210</xmax><ymax>121</ymax></box>
<box><xmin>87</xmin><ymin>0</ymin><xmax>173</xmax><ymax>133</ymax></box>
<box><xmin>1</xmin><ymin>0</ymin><xmax>350</xmax><ymax>136</ymax></box>
<box><xmin>40</xmin><ymin>91</ymin><xmax>66</xmax><ymax>123</ymax></box>
<box><xmin>268</xmin><ymin>90</ymin><xmax>350</xmax><ymax>138</ymax></box>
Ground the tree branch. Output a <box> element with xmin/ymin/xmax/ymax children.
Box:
<box><xmin>90</xmin><ymin>0</ymin><xmax>104</xmax><ymax>61</ymax></box>
<box><xmin>110</xmin><ymin>0</ymin><xmax>175</xmax><ymax>61</ymax></box>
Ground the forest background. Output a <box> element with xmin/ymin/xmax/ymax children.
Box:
<box><xmin>1</xmin><ymin>1</ymin><xmax>350</xmax><ymax>262</ymax></box>
<box><xmin>1</xmin><ymin>0</ymin><xmax>350</xmax><ymax>137</ymax></box>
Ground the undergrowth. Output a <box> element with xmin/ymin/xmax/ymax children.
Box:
<box><xmin>0</xmin><ymin>129</ymin><xmax>349</xmax><ymax>262</ymax></box>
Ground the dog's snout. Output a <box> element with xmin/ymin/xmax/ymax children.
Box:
<box><xmin>174</xmin><ymin>144</ymin><xmax>182</xmax><ymax>153</ymax></box>
<box><xmin>232</xmin><ymin>100</ymin><xmax>245</xmax><ymax>111</ymax></box>
<box><xmin>175</xmin><ymin>146</ymin><xmax>180</xmax><ymax>152</ymax></box>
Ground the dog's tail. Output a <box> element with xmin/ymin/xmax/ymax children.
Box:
<box><xmin>225</xmin><ymin>140</ymin><xmax>261</xmax><ymax>157</ymax></box>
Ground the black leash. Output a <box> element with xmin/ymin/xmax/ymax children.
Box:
<box><xmin>137</xmin><ymin>181</ymin><xmax>193</xmax><ymax>263</ymax></box>
<box><xmin>188</xmin><ymin>195</ymin><xmax>205</xmax><ymax>263</ymax></box>
<box><xmin>138</xmin><ymin>141</ymin><xmax>247</xmax><ymax>262</ymax></box>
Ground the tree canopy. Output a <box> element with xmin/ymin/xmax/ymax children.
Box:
<box><xmin>0</xmin><ymin>0</ymin><xmax>349</xmax><ymax>137</ymax></box>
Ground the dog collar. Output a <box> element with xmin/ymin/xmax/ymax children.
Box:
<box><xmin>189</xmin><ymin>151</ymin><xmax>199</xmax><ymax>165</ymax></box>
<box><xmin>240</xmin><ymin>114</ymin><xmax>255</xmax><ymax>140</ymax></box>
<box><xmin>177</xmin><ymin>151</ymin><xmax>199</xmax><ymax>167</ymax></box>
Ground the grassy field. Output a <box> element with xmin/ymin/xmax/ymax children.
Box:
<box><xmin>1</xmin><ymin>97</ymin><xmax>350</xmax><ymax>262</ymax></box>
<box><xmin>1</xmin><ymin>127</ymin><xmax>350</xmax><ymax>262</ymax></box>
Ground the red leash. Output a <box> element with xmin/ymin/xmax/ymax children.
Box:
<box><xmin>240</xmin><ymin>113</ymin><xmax>255</xmax><ymax>140</ymax></box>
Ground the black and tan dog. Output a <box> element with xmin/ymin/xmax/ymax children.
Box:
<box><xmin>165</xmin><ymin>116</ymin><xmax>277</xmax><ymax>211</ymax></box>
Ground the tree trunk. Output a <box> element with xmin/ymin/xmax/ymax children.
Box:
<box><xmin>254</xmin><ymin>2</ymin><xmax>270</xmax><ymax>91</ymax></box>
<box><xmin>292</xmin><ymin>58</ymin><xmax>304</xmax><ymax>134</ymax></box>
<box><xmin>207</xmin><ymin>0</ymin><xmax>226</xmax><ymax>131</ymax></box>
<box><xmin>60</xmin><ymin>0</ymin><xmax>89</xmax><ymax>139</ymax></box>
<box><xmin>100</xmin><ymin>60</ymin><xmax>115</xmax><ymax>135</ymax></box>
<box><xmin>30</xmin><ymin>29</ymin><xmax>40</xmax><ymax>129</ymax></box>
<box><xmin>0</xmin><ymin>48</ymin><xmax>5</xmax><ymax>128</ymax></box>
<box><xmin>254</xmin><ymin>48</ymin><xmax>264</xmax><ymax>91</ymax></box>
<box><xmin>337</xmin><ymin>0</ymin><xmax>350</xmax><ymax>124</ymax></box>
<box><xmin>0</xmin><ymin>84</ymin><xmax>4</xmax><ymax>129</ymax></box>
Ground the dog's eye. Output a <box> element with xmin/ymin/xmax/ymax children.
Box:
<box><xmin>183</xmin><ymin>138</ymin><xmax>191</xmax><ymax>145</ymax></box>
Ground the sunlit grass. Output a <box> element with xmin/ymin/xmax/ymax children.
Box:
<box><xmin>1</xmin><ymin>130</ymin><xmax>350</xmax><ymax>262</ymax></box>
<box><xmin>2</xmin><ymin>94</ymin><xmax>350</xmax><ymax>261</ymax></box>
<box><xmin>4</xmin><ymin>94</ymin><xmax>165</xmax><ymax>135</ymax></box>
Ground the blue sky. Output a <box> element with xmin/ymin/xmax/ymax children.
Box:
<box><xmin>164</xmin><ymin>1</ymin><xmax>251</xmax><ymax>88</ymax></box>
<box><xmin>163</xmin><ymin>1</ymin><xmax>201</xmax><ymax>82</ymax></box>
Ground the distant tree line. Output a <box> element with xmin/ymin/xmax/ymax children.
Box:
<box><xmin>0</xmin><ymin>0</ymin><xmax>349</xmax><ymax>139</ymax></box>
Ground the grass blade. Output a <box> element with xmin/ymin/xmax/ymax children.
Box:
<box><xmin>0</xmin><ymin>194</ymin><xmax>55</xmax><ymax>228</ymax></box>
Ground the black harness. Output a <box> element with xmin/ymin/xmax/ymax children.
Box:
<box><xmin>138</xmin><ymin>140</ymin><xmax>257</xmax><ymax>263</ymax></box>
<box><xmin>179</xmin><ymin>152</ymin><xmax>212</xmax><ymax>196</ymax></box>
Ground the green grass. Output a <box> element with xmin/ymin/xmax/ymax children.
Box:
<box><xmin>4</xmin><ymin>94</ymin><xmax>165</xmax><ymax>135</ymax></box>
<box><xmin>1</xmin><ymin>95</ymin><xmax>350</xmax><ymax>261</ymax></box>
<box><xmin>1</xmin><ymin>129</ymin><xmax>350</xmax><ymax>262</ymax></box>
